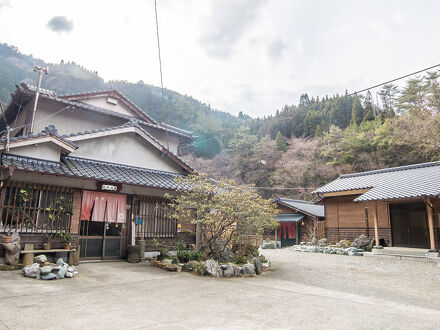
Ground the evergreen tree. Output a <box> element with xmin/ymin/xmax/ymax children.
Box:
<box><xmin>275</xmin><ymin>131</ymin><xmax>287</xmax><ymax>152</ymax></box>
<box><xmin>315</xmin><ymin>124</ymin><xmax>323</xmax><ymax>137</ymax></box>
<box><xmin>351</xmin><ymin>97</ymin><xmax>364</xmax><ymax>125</ymax></box>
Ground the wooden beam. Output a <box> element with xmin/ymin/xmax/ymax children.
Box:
<box><xmin>323</xmin><ymin>188</ymin><xmax>371</xmax><ymax>197</ymax></box>
<box><xmin>373</xmin><ymin>201</ymin><xmax>380</xmax><ymax>247</ymax></box>
<box><xmin>426</xmin><ymin>198</ymin><xmax>436</xmax><ymax>250</ymax></box>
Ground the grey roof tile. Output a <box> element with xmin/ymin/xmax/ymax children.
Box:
<box><xmin>1</xmin><ymin>125</ymin><xmax>78</xmax><ymax>149</ymax></box>
<box><xmin>1</xmin><ymin>153</ymin><xmax>188</xmax><ymax>191</ymax></box>
<box><xmin>274</xmin><ymin>214</ymin><xmax>306</xmax><ymax>222</ymax></box>
<box><xmin>276</xmin><ymin>198</ymin><xmax>325</xmax><ymax>218</ymax></box>
<box><xmin>313</xmin><ymin>161</ymin><xmax>440</xmax><ymax>202</ymax></box>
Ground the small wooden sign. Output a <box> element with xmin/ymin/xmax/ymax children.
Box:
<box><xmin>97</xmin><ymin>181</ymin><xmax>122</xmax><ymax>193</ymax></box>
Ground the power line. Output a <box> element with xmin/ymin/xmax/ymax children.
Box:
<box><xmin>346</xmin><ymin>63</ymin><xmax>440</xmax><ymax>97</ymax></box>
<box><xmin>154</xmin><ymin>0</ymin><xmax>169</xmax><ymax>150</ymax></box>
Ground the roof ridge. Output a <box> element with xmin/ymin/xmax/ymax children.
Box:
<box><xmin>279</xmin><ymin>197</ymin><xmax>315</xmax><ymax>204</ymax></box>
<box><xmin>339</xmin><ymin>161</ymin><xmax>440</xmax><ymax>179</ymax></box>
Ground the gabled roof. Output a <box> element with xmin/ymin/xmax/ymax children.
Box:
<box><xmin>0</xmin><ymin>125</ymin><xmax>77</xmax><ymax>154</ymax></box>
<box><xmin>313</xmin><ymin>161</ymin><xmax>440</xmax><ymax>202</ymax></box>
<box><xmin>60</xmin><ymin>89</ymin><xmax>158</xmax><ymax>125</ymax></box>
<box><xmin>0</xmin><ymin>83</ymin><xmax>191</xmax><ymax>139</ymax></box>
<box><xmin>1</xmin><ymin>153</ymin><xmax>188</xmax><ymax>191</ymax></box>
<box><xmin>275</xmin><ymin>214</ymin><xmax>306</xmax><ymax>222</ymax></box>
<box><xmin>61</xmin><ymin>119</ymin><xmax>195</xmax><ymax>174</ymax></box>
<box><xmin>275</xmin><ymin>197</ymin><xmax>325</xmax><ymax>218</ymax></box>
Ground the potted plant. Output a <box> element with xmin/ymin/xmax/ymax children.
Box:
<box><xmin>58</xmin><ymin>232</ymin><xmax>74</xmax><ymax>250</ymax></box>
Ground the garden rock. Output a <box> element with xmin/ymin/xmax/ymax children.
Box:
<box><xmin>254</xmin><ymin>257</ymin><xmax>262</xmax><ymax>275</ymax></box>
<box><xmin>222</xmin><ymin>263</ymin><xmax>241</xmax><ymax>278</ymax></box>
<box><xmin>212</xmin><ymin>238</ymin><xmax>234</xmax><ymax>263</ymax></box>
<box><xmin>23</xmin><ymin>263</ymin><xmax>40</xmax><ymax>278</ymax></box>
<box><xmin>261</xmin><ymin>241</ymin><xmax>276</xmax><ymax>249</ymax></box>
<box><xmin>35</xmin><ymin>254</ymin><xmax>47</xmax><ymax>265</ymax></box>
<box><xmin>352</xmin><ymin>234</ymin><xmax>373</xmax><ymax>252</ymax></box>
<box><xmin>337</xmin><ymin>240</ymin><xmax>351</xmax><ymax>248</ymax></box>
<box><xmin>262</xmin><ymin>261</ymin><xmax>270</xmax><ymax>270</ymax></box>
<box><xmin>242</xmin><ymin>263</ymin><xmax>256</xmax><ymax>276</ymax></box>
<box><xmin>182</xmin><ymin>261</ymin><xmax>198</xmax><ymax>272</ymax></box>
<box><xmin>56</xmin><ymin>265</ymin><xmax>68</xmax><ymax>279</ymax></box>
<box><xmin>41</xmin><ymin>273</ymin><xmax>57</xmax><ymax>280</ymax></box>
<box><xmin>311</xmin><ymin>237</ymin><xmax>318</xmax><ymax>246</ymax></box>
<box><xmin>40</xmin><ymin>266</ymin><xmax>52</xmax><ymax>275</ymax></box>
<box><xmin>205</xmin><ymin>259</ymin><xmax>222</xmax><ymax>277</ymax></box>
<box><xmin>318</xmin><ymin>238</ymin><xmax>329</xmax><ymax>246</ymax></box>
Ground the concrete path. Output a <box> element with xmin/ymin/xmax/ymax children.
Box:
<box><xmin>1</xmin><ymin>250</ymin><xmax>440</xmax><ymax>329</ymax></box>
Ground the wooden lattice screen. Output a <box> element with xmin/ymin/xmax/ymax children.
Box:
<box><xmin>0</xmin><ymin>182</ymin><xmax>74</xmax><ymax>234</ymax></box>
<box><xmin>132</xmin><ymin>196</ymin><xmax>176</xmax><ymax>238</ymax></box>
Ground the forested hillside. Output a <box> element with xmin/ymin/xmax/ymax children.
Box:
<box><xmin>1</xmin><ymin>43</ymin><xmax>440</xmax><ymax>200</ymax></box>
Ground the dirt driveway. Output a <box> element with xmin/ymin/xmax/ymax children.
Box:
<box><xmin>1</xmin><ymin>250</ymin><xmax>440</xmax><ymax>329</ymax></box>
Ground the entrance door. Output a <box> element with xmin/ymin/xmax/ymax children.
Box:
<box><xmin>390</xmin><ymin>202</ymin><xmax>429</xmax><ymax>248</ymax></box>
<box><xmin>79</xmin><ymin>191</ymin><xmax>128</xmax><ymax>260</ymax></box>
<box><xmin>79</xmin><ymin>221</ymin><xmax>126</xmax><ymax>259</ymax></box>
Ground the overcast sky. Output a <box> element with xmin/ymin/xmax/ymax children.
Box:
<box><xmin>1</xmin><ymin>0</ymin><xmax>440</xmax><ymax>117</ymax></box>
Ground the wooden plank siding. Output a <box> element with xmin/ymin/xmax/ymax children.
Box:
<box><xmin>324</xmin><ymin>195</ymin><xmax>440</xmax><ymax>248</ymax></box>
<box><xmin>324</xmin><ymin>195</ymin><xmax>392</xmax><ymax>245</ymax></box>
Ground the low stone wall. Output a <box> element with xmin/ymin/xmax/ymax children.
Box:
<box><xmin>325</xmin><ymin>227</ymin><xmax>391</xmax><ymax>246</ymax></box>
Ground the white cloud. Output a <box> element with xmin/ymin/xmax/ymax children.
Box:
<box><xmin>1</xmin><ymin>0</ymin><xmax>440</xmax><ymax>117</ymax></box>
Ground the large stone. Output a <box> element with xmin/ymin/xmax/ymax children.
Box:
<box><xmin>35</xmin><ymin>255</ymin><xmax>47</xmax><ymax>264</ymax></box>
<box><xmin>254</xmin><ymin>257</ymin><xmax>262</xmax><ymax>275</ymax></box>
<box><xmin>222</xmin><ymin>263</ymin><xmax>242</xmax><ymax>278</ymax></box>
<box><xmin>351</xmin><ymin>234</ymin><xmax>373</xmax><ymax>252</ymax></box>
<box><xmin>242</xmin><ymin>263</ymin><xmax>256</xmax><ymax>276</ymax></box>
<box><xmin>311</xmin><ymin>237</ymin><xmax>318</xmax><ymax>246</ymax></box>
<box><xmin>23</xmin><ymin>263</ymin><xmax>40</xmax><ymax>278</ymax></box>
<box><xmin>41</xmin><ymin>273</ymin><xmax>57</xmax><ymax>280</ymax></box>
<box><xmin>40</xmin><ymin>266</ymin><xmax>52</xmax><ymax>275</ymax></box>
<box><xmin>205</xmin><ymin>259</ymin><xmax>222</xmax><ymax>277</ymax></box>
<box><xmin>211</xmin><ymin>238</ymin><xmax>234</xmax><ymax>263</ymax></box>
<box><xmin>56</xmin><ymin>265</ymin><xmax>67</xmax><ymax>279</ymax></box>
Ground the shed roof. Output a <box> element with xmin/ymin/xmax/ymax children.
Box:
<box><xmin>313</xmin><ymin>161</ymin><xmax>440</xmax><ymax>202</ymax></box>
<box><xmin>274</xmin><ymin>214</ymin><xmax>305</xmax><ymax>222</ymax></box>
<box><xmin>275</xmin><ymin>197</ymin><xmax>325</xmax><ymax>218</ymax></box>
<box><xmin>1</xmin><ymin>153</ymin><xmax>188</xmax><ymax>191</ymax></box>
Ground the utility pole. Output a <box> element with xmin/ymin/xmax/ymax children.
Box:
<box><xmin>29</xmin><ymin>65</ymin><xmax>49</xmax><ymax>134</ymax></box>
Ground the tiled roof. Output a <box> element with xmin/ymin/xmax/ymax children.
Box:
<box><xmin>1</xmin><ymin>83</ymin><xmax>191</xmax><ymax>139</ymax></box>
<box><xmin>60</xmin><ymin>119</ymin><xmax>195</xmax><ymax>174</ymax></box>
<box><xmin>313</xmin><ymin>161</ymin><xmax>440</xmax><ymax>202</ymax></box>
<box><xmin>60</xmin><ymin>88</ymin><xmax>159</xmax><ymax>125</ymax></box>
<box><xmin>276</xmin><ymin>198</ymin><xmax>325</xmax><ymax>218</ymax></box>
<box><xmin>0</xmin><ymin>125</ymin><xmax>78</xmax><ymax>149</ymax></box>
<box><xmin>1</xmin><ymin>153</ymin><xmax>188</xmax><ymax>191</ymax></box>
<box><xmin>275</xmin><ymin>214</ymin><xmax>305</xmax><ymax>222</ymax></box>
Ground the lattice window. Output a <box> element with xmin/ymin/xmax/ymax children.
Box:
<box><xmin>0</xmin><ymin>182</ymin><xmax>73</xmax><ymax>234</ymax></box>
<box><xmin>132</xmin><ymin>196</ymin><xmax>176</xmax><ymax>238</ymax></box>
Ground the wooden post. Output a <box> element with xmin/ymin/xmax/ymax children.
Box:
<box><xmin>426</xmin><ymin>198</ymin><xmax>435</xmax><ymax>250</ymax></box>
<box><xmin>373</xmin><ymin>213</ymin><xmax>380</xmax><ymax>247</ymax></box>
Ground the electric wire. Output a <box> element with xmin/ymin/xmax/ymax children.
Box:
<box><xmin>154</xmin><ymin>0</ymin><xmax>169</xmax><ymax>150</ymax></box>
<box><xmin>347</xmin><ymin>63</ymin><xmax>440</xmax><ymax>97</ymax></box>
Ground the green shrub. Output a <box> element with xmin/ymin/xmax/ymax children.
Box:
<box><xmin>177</xmin><ymin>250</ymin><xmax>204</xmax><ymax>263</ymax></box>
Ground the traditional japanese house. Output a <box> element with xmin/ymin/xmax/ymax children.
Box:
<box><xmin>313</xmin><ymin>162</ymin><xmax>440</xmax><ymax>249</ymax></box>
<box><xmin>0</xmin><ymin>83</ymin><xmax>196</xmax><ymax>261</ymax></box>
<box><xmin>273</xmin><ymin>197</ymin><xmax>325</xmax><ymax>247</ymax></box>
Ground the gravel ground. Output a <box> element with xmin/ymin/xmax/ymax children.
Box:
<box><xmin>1</xmin><ymin>250</ymin><xmax>440</xmax><ymax>329</ymax></box>
<box><xmin>263</xmin><ymin>248</ymin><xmax>440</xmax><ymax>311</ymax></box>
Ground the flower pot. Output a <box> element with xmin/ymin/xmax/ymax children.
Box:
<box><xmin>64</xmin><ymin>244</ymin><xmax>71</xmax><ymax>250</ymax></box>
<box><xmin>43</xmin><ymin>243</ymin><xmax>51</xmax><ymax>250</ymax></box>
<box><xmin>2</xmin><ymin>236</ymin><xmax>11</xmax><ymax>243</ymax></box>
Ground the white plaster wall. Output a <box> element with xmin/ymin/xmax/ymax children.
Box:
<box><xmin>71</xmin><ymin>133</ymin><xmax>184</xmax><ymax>174</ymax></box>
<box><xmin>32</xmin><ymin>100</ymin><xmax>125</xmax><ymax>135</ymax></box>
<box><xmin>81</xmin><ymin>97</ymin><xmax>135</xmax><ymax>117</ymax></box>
<box><xmin>8</xmin><ymin>143</ymin><xmax>61</xmax><ymax>162</ymax></box>
<box><xmin>146</xmin><ymin>126</ymin><xmax>180</xmax><ymax>154</ymax></box>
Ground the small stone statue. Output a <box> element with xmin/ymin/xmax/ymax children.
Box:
<box><xmin>1</xmin><ymin>233</ymin><xmax>21</xmax><ymax>265</ymax></box>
